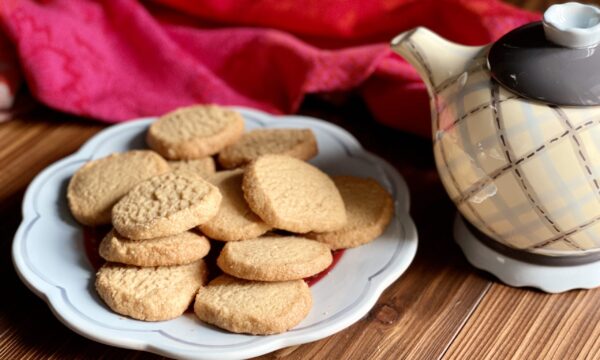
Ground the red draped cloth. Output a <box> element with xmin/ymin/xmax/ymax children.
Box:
<box><xmin>0</xmin><ymin>0</ymin><xmax>538</xmax><ymax>137</ymax></box>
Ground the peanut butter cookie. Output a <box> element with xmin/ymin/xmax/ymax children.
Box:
<box><xmin>199</xmin><ymin>169</ymin><xmax>271</xmax><ymax>241</ymax></box>
<box><xmin>307</xmin><ymin>176</ymin><xmax>394</xmax><ymax>249</ymax></box>
<box><xmin>194</xmin><ymin>274</ymin><xmax>311</xmax><ymax>334</ymax></box>
<box><xmin>67</xmin><ymin>150</ymin><xmax>170</xmax><ymax>226</ymax></box>
<box><xmin>99</xmin><ymin>229</ymin><xmax>211</xmax><ymax>267</ymax></box>
<box><xmin>168</xmin><ymin>158</ymin><xmax>216</xmax><ymax>178</ymax></box>
<box><xmin>218</xmin><ymin>128</ymin><xmax>317</xmax><ymax>169</ymax></box>
<box><xmin>217</xmin><ymin>235</ymin><xmax>332</xmax><ymax>281</ymax></box>
<box><xmin>242</xmin><ymin>155</ymin><xmax>346</xmax><ymax>233</ymax></box>
<box><xmin>112</xmin><ymin>171</ymin><xmax>222</xmax><ymax>240</ymax></box>
<box><xmin>96</xmin><ymin>260</ymin><xmax>208</xmax><ymax>321</ymax></box>
<box><xmin>147</xmin><ymin>105</ymin><xmax>244</xmax><ymax>160</ymax></box>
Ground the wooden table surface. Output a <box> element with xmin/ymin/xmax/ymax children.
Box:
<box><xmin>3</xmin><ymin>1</ymin><xmax>600</xmax><ymax>359</ymax></box>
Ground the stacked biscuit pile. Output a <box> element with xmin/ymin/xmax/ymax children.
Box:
<box><xmin>67</xmin><ymin>105</ymin><xmax>394</xmax><ymax>335</ymax></box>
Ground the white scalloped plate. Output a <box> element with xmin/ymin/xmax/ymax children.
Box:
<box><xmin>12</xmin><ymin>107</ymin><xmax>417</xmax><ymax>360</ymax></box>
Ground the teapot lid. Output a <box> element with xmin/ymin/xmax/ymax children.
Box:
<box><xmin>488</xmin><ymin>2</ymin><xmax>600</xmax><ymax>106</ymax></box>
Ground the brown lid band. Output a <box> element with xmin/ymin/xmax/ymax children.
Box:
<box><xmin>462</xmin><ymin>217</ymin><xmax>600</xmax><ymax>266</ymax></box>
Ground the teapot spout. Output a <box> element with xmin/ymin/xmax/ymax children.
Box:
<box><xmin>391</xmin><ymin>27</ymin><xmax>485</xmax><ymax>95</ymax></box>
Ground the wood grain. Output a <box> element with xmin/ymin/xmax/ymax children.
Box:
<box><xmin>2</xmin><ymin>1</ymin><xmax>600</xmax><ymax>359</ymax></box>
<box><xmin>0</xmin><ymin>112</ymin><xmax>166</xmax><ymax>360</ymax></box>
<box><xmin>0</xmin><ymin>95</ymin><xmax>490</xmax><ymax>360</ymax></box>
<box><xmin>444</xmin><ymin>285</ymin><xmax>600</xmax><ymax>360</ymax></box>
<box><xmin>0</xmin><ymin>110</ymin><xmax>104</xmax><ymax>210</ymax></box>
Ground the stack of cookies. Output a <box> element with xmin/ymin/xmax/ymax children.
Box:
<box><xmin>67</xmin><ymin>105</ymin><xmax>394</xmax><ymax>335</ymax></box>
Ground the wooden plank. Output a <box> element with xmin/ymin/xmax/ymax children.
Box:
<box><xmin>0</xmin><ymin>113</ymin><xmax>125</xmax><ymax>360</ymax></box>
<box><xmin>0</xmin><ymin>112</ymin><xmax>104</xmax><ymax>209</ymax></box>
<box><xmin>255</xmin><ymin>267</ymin><xmax>490</xmax><ymax>360</ymax></box>
<box><xmin>0</xmin><ymin>97</ymin><xmax>491</xmax><ymax>359</ymax></box>
<box><xmin>441</xmin><ymin>1</ymin><xmax>600</xmax><ymax>359</ymax></box>
<box><xmin>443</xmin><ymin>285</ymin><xmax>600</xmax><ymax>360</ymax></box>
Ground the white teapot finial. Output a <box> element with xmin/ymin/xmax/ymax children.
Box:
<box><xmin>543</xmin><ymin>2</ymin><xmax>600</xmax><ymax>48</ymax></box>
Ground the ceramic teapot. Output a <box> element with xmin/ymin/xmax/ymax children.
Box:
<box><xmin>392</xmin><ymin>2</ymin><xmax>600</xmax><ymax>258</ymax></box>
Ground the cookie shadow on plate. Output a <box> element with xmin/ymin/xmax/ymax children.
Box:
<box><xmin>125</xmin><ymin>130</ymin><xmax>150</xmax><ymax>150</ymax></box>
<box><xmin>57</xmin><ymin>178</ymin><xmax>79</xmax><ymax>227</ymax></box>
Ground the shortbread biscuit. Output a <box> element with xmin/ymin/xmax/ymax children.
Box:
<box><xmin>217</xmin><ymin>236</ymin><xmax>332</xmax><ymax>281</ymax></box>
<box><xmin>99</xmin><ymin>229</ymin><xmax>211</xmax><ymax>267</ymax></box>
<box><xmin>168</xmin><ymin>158</ymin><xmax>216</xmax><ymax>178</ymax></box>
<box><xmin>194</xmin><ymin>275</ymin><xmax>311</xmax><ymax>334</ymax></box>
<box><xmin>218</xmin><ymin>128</ymin><xmax>318</xmax><ymax>169</ymax></box>
<box><xmin>199</xmin><ymin>170</ymin><xmax>270</xmax><ymax>241</ymax></box>
<box><xmin>67</xmin><ymin>150</ymin><xmax>170</xmax><ymax>226</ymax></box>
<box><xmin>242</xmin><ymin>155</ymin><xmax>346</xmax><ymax>233</ymax></box>
<box><xmin>96</xmin><ymin>260</ymin><xmax>208</xmax><ymax>321</ymax></box>
<box><xmin>112</xmin><ymin>171</ymin><xmax>222</xmax><ymax>240</ymax></box>
<box><xmin>147</xmin><ymin>105</ymin><xmax>244</xmax><ymax>160</ymax></box>
<box><xmin>307</xmin><ymin>176</ymin><xmax>394</xmax><ymax>249</ymax></box>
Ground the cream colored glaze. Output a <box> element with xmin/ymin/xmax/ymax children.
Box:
<box><xmin>392</xmin><ymin>27</ymin><xmax>600</xmax><ymax>256</ymax></box>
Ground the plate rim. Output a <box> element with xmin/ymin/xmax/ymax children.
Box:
<box><xmin>12</xmin><ymin>107</ymin><xmax>418</xmax><ymax>360</ymax></box>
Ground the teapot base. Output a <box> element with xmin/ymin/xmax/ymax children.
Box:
<box><xmin>454</xmin><ymin>215</ymin><xmax>600</xmax><ymax>293</ymax></box>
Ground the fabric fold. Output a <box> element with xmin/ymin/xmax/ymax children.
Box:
<box><xmin>0</xmin><ymin>0</ymin><xmax>538</xmax><ymax>137</ymax></box>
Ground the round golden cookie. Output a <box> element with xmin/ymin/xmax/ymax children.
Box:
<box><xmin>168</xmin><ymin>157</ymin><xmax>216</xmax><ymax>179</ymax></box>
<box><xmin>199</xmin><ymin>170</ymin><xmax>271</xmax><ymax>241</ymax></box>
<box><xmin>147</xmin><ymin>105</ymin><xmax>244</xmax><ymax>160</ymax></box>
<box><xmin>194</xmin><ymin>275</ymin><xmax>312</xmax><ymax>335</ymax></box>
<box><xmin>96</xmin><ymin>260</ymin><xmax>208</xmax><ymax>321</ymax></box>
<box><xmin>112</xmin><ymin>171</ymin><xmax>222</xmax><ymax>240</ymax></box>
<box><xmin>99</xmin><ymin>228</ymin><xmax>211</xmax><ymax>267</ymax></box>
<box><xmin>218</xmin><ymin>128</ymin><xmax>318</xmax><ymax>169</ymax></box>
<box><xmin>242</xmin><ymin>154</ymin><xmax>346</xmax><ymax>233</ymax></box>
<box><xmin>217</xmin><ymin>236</ymin><xmax>332</xmax><ymax>281</ymax></box>
<box><xmin>307</xmin><ymin>176</ymin><xmax>394</xmax><ymax>249</ymax></box>
<box><xmin>67</xmin><ymin>150</ymin><xmax>170</xmax><ymax>226</ymax></box>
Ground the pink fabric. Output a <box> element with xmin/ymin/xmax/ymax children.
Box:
<box><xmin>0</xmin><ymin>0</ymin><xmax>538</xmax><ymax>137</ymax></box>
<box><xmin>0</xmin><ymin>29</ymin><xmax>20</xmax><ymax>113</ymax></box>
<box><xmin>0</xmin><ymin>29</ymin><xmax>21</xmax><ymax>122</ymax></box>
